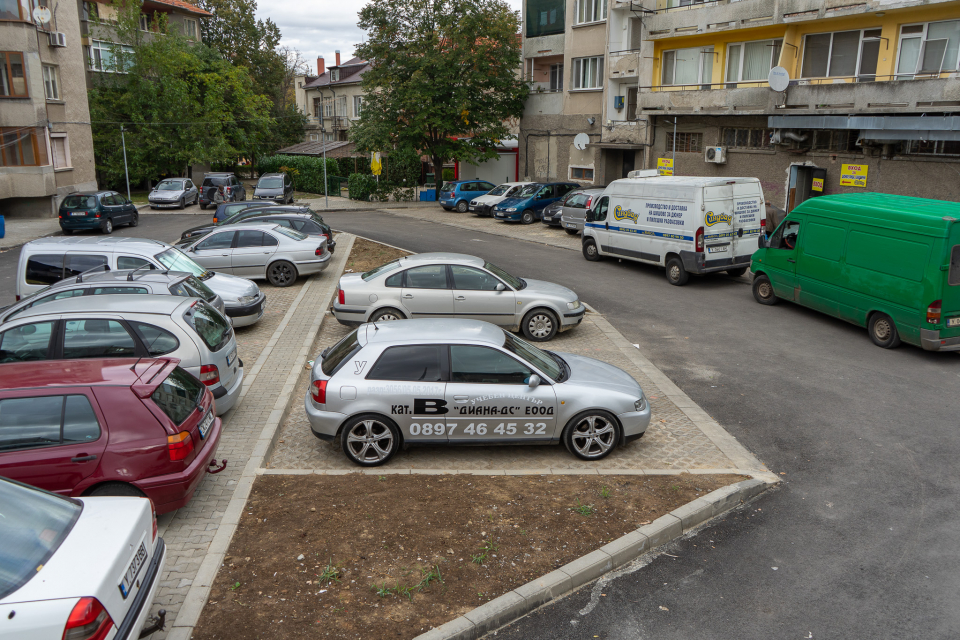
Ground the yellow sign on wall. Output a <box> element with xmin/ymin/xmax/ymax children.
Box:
<box><xmin>840</xmin><ymin>164</ymin><xmax>868</xmax><ymax>188</ymax></box>
<box><xmin>657</xmin><ymin>158</ymin><xmax>674</xmax><ymax>176</ymax></box>
<box><xmin>812</xmin><ymin>177</ymin><xmax>824</xmax><ymax>192</ymax></box>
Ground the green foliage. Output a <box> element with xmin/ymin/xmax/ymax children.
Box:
<box><xmin>258</xmin><ymin>155</ymin><xmax>339</xmax><ymax>194</ymax></box>
<box><xmin>388</xmin><ymin>147</ymin><xmax>422</xmax><ymax>188</ymax></box>
<box><xmin>318</xmin><ymin>560</ymin><xmax>341</xmax><ymax>584</ymax></box>
<box><xmin>442</xmin><ymin>168</ymin><xmax>455</xmax><ymax>182</ymax></box>
<box><xmin>353</xmin><ymin>0</ymin><xmax>528</xmax><ymax>198</ymax></box>
<box><xmin>348</xmin><ymin>173</ymin><xmax>378</xmax><ymax>201</ymax></box>
<box><xmin>572</xmin><ymin>499</ymin><xmax>594</xmax><ymax>516</ymax></box>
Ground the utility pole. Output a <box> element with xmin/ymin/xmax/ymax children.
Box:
<box><xmin>120</xmin><ymin>125</ymin><xmax>131</xmax><ymax>201</ymax></box>
<box><xmin>672</xmin><ymin>118</ymin><xmax>677</xmax><ymax>171</ymax></box>
<box><xmin>321</xmin><ymin>126</ymin><xmax>328</xmax><ymax>209</ymax></box>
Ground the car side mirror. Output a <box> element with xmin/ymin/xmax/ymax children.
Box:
<box><xmin>585</xmin><ymin>209</ymin><xmax>595</xmax><ymax>222</ymax></box>
<box><xmin>527</xmin><ymin>374</ymin><xmax>540</xmax><ymax>388</ymax></box>
<box><xmin>758</xmin><ymin>235</ymin><xmax>769</xmax><ymax>248</ymax></box>
<box><xmin>495</xmin><ymin>283</ymin><xmax>506</xmax><ymax>291</ymax></box>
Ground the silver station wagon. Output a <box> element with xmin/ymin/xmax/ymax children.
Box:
<box><xmin>331</xmin><ymin>253</ymin><xmax>585</xmax><ymax>341</ymax></box>
<box><xmin>304</xmin><ymin>319</ymin><xmax>651</xmax><ymax>466</ymax></box>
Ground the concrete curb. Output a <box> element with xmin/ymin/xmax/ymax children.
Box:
<box><xmin>412</xmin><ymin>475</ymin><xmax>777</xmax><ymax>640</ymax></box>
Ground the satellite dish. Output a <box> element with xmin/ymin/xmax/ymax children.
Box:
<box><xmin>768</xmin><ymin>66</ymin><xmax>790</xmax><ymax>92</ymax></box>
<box><xmin>33</xmin><ymin>5</ymin><xmax>51</xmax><ymax>23</ymax></box>
<box><xmin>573</xmin><ymin>133</ymin><xmax>590</xmax><ymax>151</ymax></box>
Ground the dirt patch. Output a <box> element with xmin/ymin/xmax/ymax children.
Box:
<box><xmin>343</xmin><ymin>237</ymin><xmax>411</xmax><ymax>275</ymax></box>
<box><xmin>193</xmin><ymin>473</ymin><xmax>744</xmax><ymax>640</ymax></box>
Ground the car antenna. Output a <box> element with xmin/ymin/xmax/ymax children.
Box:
<box><xmin>130</xmin><ymin>356</ymin><xmax>143</xmax><ymax>372</ymax></box>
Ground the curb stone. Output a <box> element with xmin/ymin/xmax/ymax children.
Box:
<box><xmin>412</xmin><ymin>475</ymin><xmax>776</xmax><ymax>640</ymax></box>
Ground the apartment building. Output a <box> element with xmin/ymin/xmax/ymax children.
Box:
<box><xmin>603</xmin><ymin>0</ymin><xmax>960</xmax><ymax>209</ymax></box>
<box><xmin>293</xmin><ymin>52</ymin><xmax>369</xmax><ymax>144</ymax></box>
<box><xmin>1</xmin><ymin>0</ymin><xmax>96</xmax><ymax>216</ymax></box>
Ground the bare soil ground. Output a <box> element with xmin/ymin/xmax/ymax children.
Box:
<box><xmin>193</xmin><ymin>473</ymin><xmax>744</xmax><ymax>640</ymax></box>
<box><xmin>343</xmin><ymin>237</ymin><xmax>411</xmax><ymax>276</ymax></box>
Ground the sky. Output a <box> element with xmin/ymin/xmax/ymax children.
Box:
<box><xmin>256</xmin><ymin>0</ymin><xmax>524</xmax><ymax>75</ymax></box>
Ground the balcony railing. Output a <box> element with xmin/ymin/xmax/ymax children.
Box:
<box><xmin>644</xmin><ymin>73</ymin><xmax>950</xmax><ymax>92</ymax></box>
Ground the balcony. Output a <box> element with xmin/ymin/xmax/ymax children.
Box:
<box><xmin>608</xmin><ymin>49</ymin><xmax>642</xmax><ymax>80</ymax></box>
<box><xmin>524</xmin><ymin>90</ymin><xmax>563</xmax><ymax>117</ymax></box>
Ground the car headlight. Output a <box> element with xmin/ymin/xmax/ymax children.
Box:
<box><xmin>566</xmin><ymin>300</ymin><xmax>581</xmax><ymax>310</ymax></box>
<box><xmin>505</xmin><ymin>208</ymin><xmax>517</xmax><ymax>212</ymax></box>
<box><xmin>635</xmin><ymin>396</ymin><xmax>646</xmax><ymax>412</ymax></box>
<box><xmin>237</xmin><ymin>294</ymin><xmax>259</xmax><ymax>305</ymax></box>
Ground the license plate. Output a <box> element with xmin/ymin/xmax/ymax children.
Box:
<box><xmin>707</xmin><ymin>245</ymin><xmax>729</xmax><ymax>253</ymax></box>
<box><xmin>70</xmin><ymin>212</ymin><xmax>85</xmax><ymax>216</ymax></box>
<box><xmin>226</xmin><ymin>348</ymin><xmax>237</xmax><ymax>366</ymax></box>
<box><xmin>948</xmin><ymin>317</ymin><xmax>960</xmax><ymax>327</ymax></box>
<box><xmin>198</xmin><ymin>410</ymin><xmax>213</xmax><ymax>439</ymax></box>
<box><xmin>469</xmin><ymin>206</ymin><xmax>476</xmax><ymax>210</ymax></box>
<box><xmin>119</xmin><ymin>540</ymin><xmax>148</xmax><ymax>599</ymax></box>
<box><xmin>566</xmin><ymin>223</ymin><xmax>576</xmax><ymax>228</ymax></box>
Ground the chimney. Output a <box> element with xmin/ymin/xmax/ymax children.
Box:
<box><xmin>335</xmin><ymin>50</ymin><xmax>340</xmax><ymax>66</ymax></box>
<box><xmin>317</xmin><ymin>56</ymin><xmax>325</xmax><ymax>76</ymax></box>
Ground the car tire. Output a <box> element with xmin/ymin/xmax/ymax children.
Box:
<box><xmin>177</xmin><ymin>197</ymin><xmax>184</xmax><ymax>210</ymax></box>
<box><xmin>267</xmin><ymin>260</ymin><xmax>298</xmax><ymax>286</ymax></box>
<box><xmin>522</xmin><ymin>308</ymin><xmax>559</xmax><ymax>342</ymax></box>
<box><xmin>86</xmin><ymin>482</ymin><xmax>146</xmax><ymax>498</ymax></box>
<box><xmin>150</xmin><ymin>205</ymin><xmax>157</xmax><ymax>210</ymax></box>
<box><xmin>582</xmin><ymin>238</ymin><xmax>601</xmax><ymax>262</ymax></box>
<box><xmin>370</xmin><ymin>307</ymin><xmax>406</xmax><ymax>322</ymax></box>
<box><xmin>62</xmin><ymin>228</ymin><xmax>72</xmax><ymax>235</ymax></box>
<box><xmin>563</xmin><ymin>410</ymin><xmax>620</xmax><ymax>461</ymax></box>
<box><xmin>456</xmin><ymin>201</ymin><xmax>469</xmax><ymax>213</ymax></box>
<box><xmin>869</xmin><ymin>312</ymin><xmax>902</xmax><ymax>349</ymax></box>
<box><xmin>752</xmin><ymin>274</ymin><xmax>778</xmax><ymax>305</ymax></box>
<box><xmin>341</xmin><ymin>414</ymin><xmax>400</xmax><ymax>466</ymax></box>
<box><xmin>565</xmin><ymin>228</ymin><xmax>578</xmax><ymax>235</ymax></box>
<box><xmin>200</xmin><ymin>203</ymin><xmax>207</xmax><ymax>210</ymax></box>
<box><xmin>726</xmin><ymin>267</ymin><xmax>748</xmax><ymax>277</ymax></box>
<box><xmin>521</xmin><ymin>210</ymin><xmax>535</xmax><ymax>225</ymax></box>
<box><xmin>130</xmin><ymin>212</ymin><xmax>139</xmax><ymax>227</ymax></box>
<box><xmin>665</xmin><ymin>257</ymin><xmax>688</xmax><ymax>286</ymax></box>
<box><xmin>101</xmin><ymin>218</ymin><xmax>113</xmax><ymax>234</ymax></box>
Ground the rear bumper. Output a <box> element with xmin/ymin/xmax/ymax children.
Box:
<box><xmin>304</xmin><ymin>395</ymin><xmax>346</xmax><ymax>441</ymax></box>
<box><xmin>116</xmin><ymin>538</ymin><xmax>166</xmax><ymax>640</ymax></box>
<box><xmin>296</xmin><ymin>253</ymin><xmax>332</xmax><ymax>275</ymax></box>
<box><xmin>680</xmin><ymin>250</ymin><xmax>751</xmax><ymax>275</ymax></box>
<box><xmin>212</xmin><ymin>365</ymin><xmax>244</xmax><ymax>415</ymax></box>
<box><xmin>920</xmin><ymin>328</ymin><xmax>960</xmax><ymax>351</ymax></box>
<box><xmin>560</xmin><ymin>217</ymin><xmax>584</xmax><ymax>231</ymax></box>
<box><xmin>332</xmin><ymin>303</ymin><xmax>367</xmax><ymax>326</ymax></box>
<box><xmin>59</xmin><ymin>217</ymin><xmax>103</xmax><ymax>230</ymax></box>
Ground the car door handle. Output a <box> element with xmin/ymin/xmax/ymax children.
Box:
<box><xmin>787</xmin><ymin>258</ymin><xmax>796</xmax><ymax>263</ymax></box>
<box><xmin>222</xmin><ymin>254</ymin><xmax>230</xmax><ymax>257</ymax></box>
<box><xmin>455</xmin><ymin>295</ymin><xmax>466</xmax><ymax>300</ymax></box>
<box><xmin>453</xmin><ymin>395</ymin><xmax>469</xmax><ymax>402</ymax></box>
<box><xmin>403</xmin><ymin>294</ymin><xmax>414</xmax><ymax>299</ymax></box>
<box><xmin>71</xmin><ymin>455</ymin><xmax>97</xmax><ymax>463</ymax></box>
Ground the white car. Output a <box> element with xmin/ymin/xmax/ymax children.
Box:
<box><xmin>0</xmin><ymin>478</ymin><xmax>166</xmax><ymax>640</ymax></box>
<box><xmin>468</xmin><ymin>182</ymin><xmax>531</xmax><ymax>217</ymax></box>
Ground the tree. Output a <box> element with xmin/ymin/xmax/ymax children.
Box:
<box><xmin>353</xmin><ymin>0</ymin><xmax>528</xmax><ymax>198</ymax></box>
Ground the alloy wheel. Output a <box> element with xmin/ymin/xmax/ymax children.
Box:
<box><xmin>570</xmin><ymin>414</ymin><xmax>616</xmax><ymax>458</ymax></box>
<box><xmin>345</xmin><ymin>419</ymin><xmax>395</xmax><ymax>463</ymax></box>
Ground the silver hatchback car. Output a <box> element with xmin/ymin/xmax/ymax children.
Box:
<box><xmin>559</xmin><ymin>188</ymin><xmax>606</xmax><ymax>234</ymax></box>
<box><xmin>304</xmin><ymin>319</ymin><xmax>651</xmax><ymax>466</ymax></box>
<box><xmin>0</xmin><ymin>295</ymin><xmax>243</xmax><ymax>415</ymax></box>
<box><xmin>331</xmin><ymin>253</ymin><xmax>585</xmax><ymax>341</ymax></box>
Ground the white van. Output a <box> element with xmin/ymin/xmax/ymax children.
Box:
<box><xmin>581</xmin><ymin>176</ymin><xmax>765</xmax><ymax>285</ymax></box>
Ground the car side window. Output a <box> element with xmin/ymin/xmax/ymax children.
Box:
<box><xmin>480</xmin><ymin>182</ymin><xmax>496</xmax><ymax>191</ymax></box>
<box><xmin>268</xmin><ymin>218</ymin><xmax>294</xmax><ymax>228</ymax></box>
<box><xmin>62</xmin><ymin>395</ymin><xmax>101</xmax><ymax>444</ymax></box>
<box><xmin>64</xmin><ymin>254</ymin><xmax>108</xmax><ymax>278</ymax></box>
<box><xmin>593</xmin><ymin>197</ymin><xmax>609</xmax><ymax>221</ymax></box>
<box><xmin>262</xmin><ymin>232</ymin><xmax>279</xmax><ymax>247</ymax></box>
<box><xmin>385</xmin><ymin>271</ymin><xmax>403</xmax><ymax>288</ymax></box>
<box><xmin>26</xmin><ymin>254</ymin><xmax>65</xmax><ymax>285</ymax></box>
<box><xmin>537</xmin><ymin>186</ymin><xmax>553</xmax><ymax>199</ymax></box>
<box><xmin>28</xmin><ymin>288</ymin><xmax>85</xmax><ymax>311</ymax></box>
<box><xmin>62</xmin><ymin>319</ymin><xmax>137</xmax><ymax>359</ymax></box>
<box><xmin>91</xmin><ymin>286</ymin><xmax>149</xmax><ymax>295</ymax></box>
<box><xmin>130</xmin><ymin>322</ymin><xmax>179</xmax><ymax>356</ymax></box>
<box><xmin>117</xmin><ymin>256</ymin><xmax>154</xmax><ymax>270</ymax></box>
<box><xmin>450</xmin><ymin>265</ymin><xmax>503</xmax><ymax>291</ymax></box>
<box><xmin>236</xmin><ymin>230</ymin><xmax>265</xmax><ymax>248</ymax></box>
<box><xmin>367</xmin><ymin>345</ymin><xmax>443</xmax><ymax>381</ymax></box>
<box><xmin>197</xmin><ymin>231</ymin><xmax>235</xmax><ymax>251</ymax></box>
<box><xmin>450</xmin><ymin>345</ymin><xmax>532</xmax><ymax>385</ymax></box>
<box><xmin>771</xmin><ymin>220</ymin><xmax>800</xmax><ymax>250</ymax></box>
<box><xmin>0</xmin><ymin>396</ymin><xmax>63</xmax><ymax>452</ymax></box>
<box><xmin>403</xmin><ymin>265</ymin><xmax>448</xmax><ymax>289</ymax></box>
<box><xmin>0</xmin><ymin>322</ymin><xmax>56</xmax><ymax>362</ymax></box>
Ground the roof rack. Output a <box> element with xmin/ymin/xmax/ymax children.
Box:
<box><xmin>75</xmin><ymin>264</ymin><xmax>110</xmax><ymax>283</ymax></box>
<box><xmin>126</xmin><ymin>263</ymin><xmax>170</xmax><ymax>281</ymax></box>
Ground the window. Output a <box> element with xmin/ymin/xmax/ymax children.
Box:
<box><xmin>62</xmin><ymin>395</ymin><xmax>101</xmax><ymax>443</ymax></box>
<box><xmin>26</xmin><ymin>288</ymin><xmax>85</xmax><ymax>312</ymax></box>
<box><xmin>0</xmin><ymin>52</ymin><xmax>27</xmax><ymax>97</ymax></box>
<box><xmin>51</xmin><ymin>134</ymin><xmax>69</xmax><ymax>169</ymax></box>
<box><xmin>403</xmin><ymin>265</ymin><xmax>448</xmax><ymax>289</ymax></box>
<box><xmin>150</xmin><ymin>366</ymin><xmax>202</xmax><ymax>426</ymax></box>
<box><xmin>353</xmin><ymin>95</ymin><xmax>363</xmax><ymax>117</ymax></box>
<box><xmin>90</xmin><ymin>286</ymin><xmax>148</xmax><ymax>295</ymax></box>
<box><xmin>184</xmin><ymin>301</ymin><xmax>231</xmax><ymax>351</ymax></box>
<box><xmin>81</xmin><ymin>1</ymin><xmax>98</xmax><ymax>20</ymax></box>
<box><xmin>42</xmin><ymin>65</ymin><xmax>59</xmax><ymax>100</ymax></box>
<box><xmin>139</xmin><ymin>14</ymin><xmax>148</xmax><ymax>30</ymax></box>
<box><xmin>368</xmin><ymin>345</ymin><xmax>443</xmax><ymax>381</ymax></box>
<box><xmin>0</xmin><ymin>396</ymin><xmax>63</xmax><ymax>451</ymax></box>
<box><xmin>130</xmin><ymin>322</ymin><xmax>179</xmax><ymax>355</ymax></box>
<box><xmin>309</xmin><ymin>133</ymin><xmax>319</xmax><ymax>141</ymax></box>
<box><xmin>572</xmin><ymin>56</ymin><xmax>604</xmax><ymax>89</ymax></box>
<box><xmin>450</xmin><ymin>265</ymin><xmax>503</xmax><ymax>291</ymax></box>
<box><xmin>770</xmin><ymin>220</ymin><xmax>800</xmax><ymax>250</ymax></box>
<box><xmin>385</xmin><ymin>271</ymin><xmax>403</xmax><ymax>287</ymax></box>
<box><xmin>1</xmin><ymin>0</ymin><xmax>25</xmax><ymax>20</ymax></box>
<box><xmin>118</xmin><ymin>255</ymin><xmax>153</xmax><ymax>270</ymax></box>
<box><xmin>811</xmin><ymin>130</ymin><xmax>857</xmax><ymax>152</ymax></box>
<box><xmin>906</xmin><ymin>139</ymin><xmax>960</xmax><ymax>156</ymax></box>
<box><xmin>168</xmin><ymin>275</ymin><xmax>215</xmax><ymax>302</ymax></box>
<box><xmin>196</xmin><ymin>232</ymin><xmax>235</xmax><ymax>251</ymax></box>
<box><xmin>502</xmin><ymin>331</ymin><xmax>562</xmax><ymax>380</ymax></box>
<box><xmin>87</xmin><ymin>40</ymin><xmax>135</xmax><ymax>73</ymax></box>
<box><xmin>666</xmin><ymin>132</ymin><xmax>703</xmax><ymax>153</ymax></box>
<box><xmin>0</xmin><ymin>322</ymin><xmax>55</xmax><ymax>362</ymax></box>
<box><xmin>726</xmin><ymin>39</ymin><xmax>782</xmax><ymax>84</ymax></box>
<box><xmin>184</xmin><ymin>18</ymin><xmax>197</xmax><ymax>39</ymax></box>
<box><xmin>549</xmin><ymin>63</ymin><xmax>563</xmax><ymax>91</ymax></box>
<box><xmin>526</xmin><ymin>0</ymin><xmax>564</xmax><ymax>37</ymax></box>
<box><xmin>320</xmin><ymin>328</ymin><xmax>361</xmax><ymax>376</ymax></box>
<box><xmin>62</xmin><ymin>319</ymin><xmax>137</xmax><ymax>359</ymax></box>
<box><xmin>571</xmin><ymin>167</ymin><xmax>594</xmax><ymax>180</ymax></box>
<box><xmin>721</xmin><ymin>128</ymin><xmax>773</xmax><ymax>149</ymax></box>
<box><xmin>1</xmin><ymin>127</ymin><xmax>47</xmax><ymax>167</ymax></box>
<box><xmin>64</xmin><ymin>254</ymin><xmax>108</xmax><ymax>278</ymax></box>
<box><xmin>950</xmin><ymin>245</ymin><xmax>960</xmax><ymax>286</ymax></box>
<box><xmin>661</xmin><ymin>47</ymin><xmax>713</xmax><ymax>86</ymax></box>
<box><xmin>897</xmin><ymin>21</ymin><xmax>960</xmax><ymax>78</ymax></box>
<box><xmin>450</xmin><ymin>345</ymin><xmax>532</xmax><ymax>385</ymax></box>
<box><xmin>236</xmin><ymin>230</ymin><xmax>266</xmax><ymax>248</ymax></box>
<box><xmin>362</xmin><ymin>259</ymin><xmax>401</xmax><ymax>281</ymax></box>
<box><xmin>575</xmin><ymin>0</ymin><xmax>605</xmax><ymax>24</ymax></box>
<box><xmin>801</xmin><ymin>30</ymin><xmax>880</xmax><ymax>79</ymax></box>
<box><xmin>26</xmin><ymin>255</ymin><xmax>65</xmax><ymax>285</ymax></box>
<box><xmin>331</xmin><ymin>69</ymin><xmax>339</xmax><ymax>81</ymax></box>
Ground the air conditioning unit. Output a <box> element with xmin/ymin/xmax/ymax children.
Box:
<box><xmin>704</xmin><ymin>146</ymin><xmax>726</xmax><ymax>164</ymax></box>
<box><xmin>48</xmin><ymin>32</ymin><xmax>66</xmax><ymax>47</ymax></box>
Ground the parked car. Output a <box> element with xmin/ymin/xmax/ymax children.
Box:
<box><xmin>211</xmin><ymin>201</ymin><xmax>266</xmax><ymax>225</ymax></box>
<box><xmin>16</xmin><ymin>237</ymin><xmax>266</xmax><ymax>327</ymax></box>
<box><xmin>0</xmin><ymin>295</ymin><xmax>243</xmax><ymax>415</ymax></box>
<box><xmin>304</xmin><ymin>318</ymin><xmax>650</xmax><ymax>466</ymax></box>
<box><xmin>198</xmin><ymin>173</ymin><xmax>246</xmax><ymax>210</ymax></box>
<box><xmin>0</xmin><ymin>478</ymin><xmax>166</xmax><ymax>639</ymax></box>
<box><xmin>58</xmin><ymin>191</ymin><xmax>139</xmax><ymax>235</ymax></box>
<box><xmin>0</xmin><ymin>268</ymin><xmax>225</xmax><ymax>324</ymax></box>
<box><xmin>177</xmin><ymin>223</ymin><xmax>331</xmax><ymax>287</ymax></box>
<box><xmin>330</xmin><ymin>252</ymin><xmax>584</xmax><ymax>341</ymax></box>
<box><xmin>148</xmin><ymin>178</ymin><xmax>199</xmax><ymax>210</ymax></box>
<box><xmin>751</xmin><ymin>192</ymin><xmax>960</xmax><ymax>351</ymax></box>
<box><xmin>493</xmin><ymin>182</ymin><xmax>580</xmax><ymax>224</ymax></box>
<box><xmin>181</xmin><ymin>205</ymin><xmax>336</xmax><ymax>253</ymax></box>
<box><xmin>469</xmin><ymin>182</ymin><xmax>531</xmax><ymax>217</ymax></box>
<box><xmin>439</xmin><ymin>180</ymin><xmax>497</xmax><ymax>212</ymax></box>
<box><xmin>253</xmin><ymin>172</ymin><xmax>294</xmax><ymax>204</ymax></box>
<box><xmin>555</xmin><ymin>187</ymin><xmax>606</xmax><ymax>234</ymax></box>
<box><xmin>0</xmin><ymin>357</ymin><xmax>223</xmax><ymax>512</ymax></box>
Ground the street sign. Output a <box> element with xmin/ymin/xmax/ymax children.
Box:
<box><xmin>840</xmin><ymin>163</ymin><xmax>868</xmax><ymax>187</ymax></box>
<box><xmin>371</xmin><ymin>152</ymin><xmax>382</xmax><ymax>176</ymax></box>
<box><xmin>657</xmin><ymin>157</ymin><xmax>674</xmax><ymax>176</ymax></box>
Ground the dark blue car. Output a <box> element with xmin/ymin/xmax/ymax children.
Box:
<box><xmin>58</xmin><ymin>191</ymin><xmax>139</xmax><ymax>234</ymax></box>
<box><xmin>493</xmin><ymin>182</ymin><xmax>580</xmax><ymax>224</ymax></box>
<box><xmin>439</xmin><ymin>180</ymin><xmax>497</xmax><ymax>212</ymax></box>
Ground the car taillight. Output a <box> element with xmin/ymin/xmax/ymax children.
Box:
<box><xmin>927</xmin><ymin>300</ymin><xmax>942</xmax><ymax>324</ymax></box>
<box><xmin>695</xmin><ymin>227</ymin><xmax>704</xmax><ymax>252</ymax></box>
<box><xmin>585</xmin><ymin>196</ymin><xmax>593</xmax><ymax>209</ymax></box>
<box><xmin>167</xmin><ymin>431</ymin><xmax>194</xmax><ymax>461</ymax></box>
<box><xmin>338</xmin><ymin>288</ymin><xmax>345</xmax><ymax>305</ymax></box>
<box><xmin>760</xmin><ymin>218</ymin><xmax>766</xmax><ymax>229</ymax></box>
<box><xmin>315</xmin><ymin>245</ymin><xmax>325</xmax><ymax>256</ymax></box>
<box><xmin>199</xmin><ymin>364</ymin><xmax>220</xmax><ymax>386</ymax></box>
<box><xmin>311</xmin><ymin>379</ymin><xmax>327</xmax><ymax>404</ymax></box>
<box><xmin>63</xmin><ymin>597</ymin><xmax>113</xmax><ymax>640</ymax></box>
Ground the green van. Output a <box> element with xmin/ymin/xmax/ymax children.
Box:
<box><xmin>750</xmin><ymin>193</ymin><xmax>960</xmax><ymax>351</ymax></box>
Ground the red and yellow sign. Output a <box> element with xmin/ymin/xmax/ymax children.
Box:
<box><xmin>657</xmin><ymin>158</ymin><xmax>674</xmax><ymax>176</ymax></box>
<box><xmin>812</xmin><ymin>177</ymin><xmax>824</xmax><ymax>192</ymax></box>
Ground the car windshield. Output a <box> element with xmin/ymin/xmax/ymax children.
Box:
<box><xmin>157</xmin><ymin>181</ymin><xmax>183</xmax><ymax>191</ymax></box>
<box><xmin>259</xmin><ymin>177</ymin><xmax>283</xmax><ymax>189</ymax></box>
<box><xmin>518</xmin><ymin>184</ymin><xmax>541</xmax><ymax>197</ymax></box>
<box><xmin>61</xmin><ymin>195</ymin><xmax>97</xmax><ymax>209</ymax></box>
<box><xmin>150</xmin><ymin>366</ymin><xmax>204</xmax><ymax>425</ymax></box>
<box><xmin>488</xmin><ymin>184</ymin><xmax>511</xmax><ymax>196</ymax></box>
<box><xmin>502</xmin><ymin>332</ymin><xmax>563</xmax><ymax>381</ymax></box>
<box><xmin>362</xmin><ymin>259</ymin><xmax>402</xmax><ymax>281</ymax></box>
<box><xmin>184</xmin><ymin>300</ymin><xmax>232</xmax><ymax>351</ymax></box>
<box><xmin>441</xmin><ymin>182</ymin><xmax>455</xmax><ymax>192</ymax></box>
<box><xmin>483</xmin><ymin>261</ymin><xmax>524</xmax><ymax>290</ymax></box>
<box><xmin>321</xmin><ymin>329</ymin><xmax>361</xmax><ymax>376</ymax></box>
<box><xmin>155</xmin><ymin>248</ymin><xmax>211</xmax><ymax>279</ymax></box>
<box><xmin>273</xmin><ymin>226</ymin><xmax>307</xmax><ymax>241</ymax></box>
<box><xmin>0</xmin><ymin>480</ymin><xmax>81</xmax><ymax>600</ymax></box>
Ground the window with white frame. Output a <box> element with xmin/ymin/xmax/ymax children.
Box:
<box><xmin>897</xmin><ymin>21</ymin><xmax>960</xmax><ymax>78</ymax></box>
<box><xmin>309</xmin><ymin>133</ymin><xmax>319</xmax><ymax>141</ymax></box>
<box><xmin>574</xmin><ymin>0</ymin><xmax>606</xmax><ymax>25</ymax></box>
<box><xmin>572</xmin><ymin>56</ymin><xmax>603</xmax><ymax>89</ymax></box>
<box><xmin>87</xmin><ymin>40</ymin><xmax>135</xmax><ymax>72</ymax></box>
<box><xmin>331</xmin><ymin>69</ymin><xmax>339</xmax><ymax>81</ymax></box>
<box><xmin>50</xmin><ymin>134</ymin><xmax>70</xmax><ymax>169</ymax></box>
<box><xmin>42</xmin><ymin>64</ymin><xmax>59</xmax><ymax>100</ymax></box>
<box><xmin>661</xmin><ymin>47</ymin><xmax>714</xmax><ymax>86</ymax></box>
<box><xmin>801</xmin><ymin>30</ymin><xmax>882</xmax><ymax>79</ymax></box>
<box><xmin>549</xmin><ymin>63</ymin><xmax>563</xmax><ymax>91</ymax></box>
<box><xmin>726</xmin><ymin>39</ymin><xmax>782</xmax><ymax>83</ymax></box>
<box><xmin>353</xmin><ymin>95</ymin><xmax>363</xmax><ymax>117</ymax></box>
<box><xmin>184</xmin><ymin>18</ymin><xmax>198</xmax><ymax>39</ymax></box>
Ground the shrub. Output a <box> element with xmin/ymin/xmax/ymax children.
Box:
<box><xmin>348</xmin><ymin>173</ymin><xmax>378</xmax><ymax>201</ymax></box>
<box><xmin>442</xmin><ymin>167</ymin><xmax>455</xmax><ymax>181</ymax></box>
<box><xmin>257</xmin><ymin>155</ymin><xmax>339</xmax><ymax>194</ymax></box>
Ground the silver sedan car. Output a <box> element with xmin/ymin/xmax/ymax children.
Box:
<box><xmin>148</xmin><ymin>178</ymin><xmax>199</xmax><ymax>209</ymax></box>
<box><xmin>331</xmin><ymin>253</ymin><xmax>585</xmax><ymax>341</ymax></box>
<box><xmin>177</xmin><ymin>223</ymin><xmax>331</xmax><ymax>287</ymax></box>
<box><xmin>304</xmin><ymin>319</ymin><xmax>651</xmax><ymax>466</ymax></box>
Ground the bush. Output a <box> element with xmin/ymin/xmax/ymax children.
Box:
<box><xmin>348</xmin><ymin>173</ymin><xmax>378</xmax><ymax>201</ymax></box>
<box><xmin>442</xmin><ymin>167</ymin><xmax>455</xmax><ymax>181</ymax></box>
<box><xmin>257</xmin><ymin>155</ymin><xmax>339</xmax><ymax>194</ymax></box>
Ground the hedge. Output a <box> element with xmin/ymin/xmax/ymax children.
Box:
<box><xmin>257</xmin><ymin>155</ymin><xmax>340</xmax><ymax>195</ymax></box>
<box><xmin>348</xmin><ymin>173</ymin><xmax>378</xmax><ymax>201</ymax></box>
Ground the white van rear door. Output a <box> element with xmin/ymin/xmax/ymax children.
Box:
<box><xmin>702</xmin><ymin>186</ymin><xmax>736</xmax><ymax>258</ymax></box>
<box><xmin>731</xmin><ymin>182</ymin><xmax>764</xmax><ymax>258</ymax></box>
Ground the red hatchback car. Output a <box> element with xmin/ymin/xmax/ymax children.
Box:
<box><xmin>0</xmin><ymin>357</ymin><xmax>223</xmax><ymax>514</ymax></box>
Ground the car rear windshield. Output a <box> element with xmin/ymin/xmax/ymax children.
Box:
<box><xmin>169</xmin><ymin>275</ymin><xmax>217</xmax><ymax>302</ymax></box>
<box><xmin>202</xmin><ymin>177</ymin><xmax>230</xmax><ymax>187</ymax></box>
<box><xmin>185</xmin><ymin>300</ymin><xmax>232</xmax><ymax>352</ymax></box>
<box><xmin>441</xmin><ymin>182</ymin><xmax>455</xmax><ymax>192</ymax></box>
<box><xmin>258</xmin><ymin>177</ymin><xmax>283</xmax><ymax>189</ymax></box>
<box><xmin>502</xmin><ymin>332</ymin><xmax>563</xmax><ymax>381</ymax></box>
<box><xmin>362</xmin><ymin>259</ymin><xmax>402</xmax><ymax>281</ymax></box>
<box><xmin>157</xmin><ymin>181</ymin><xmax>184</xmax><ymax>191</ymax></box>
<box><xmin>155</xmin><ymin>248</ymin><xmax>211</xmax><ymax>279</ymax></box>
<box><xmin>321</xmin><ymin>329</ymin><xmax>361</xmax><ymax>376</ymax></box>
<box><xmin>61</xmin><ymin>195</ymin><xmax>98</xmax><ymax>209</ymax></box>
<box><xmin>0</xmin><ymin>480</ymin><xmax>81</xmax><ymax>600</ymax></box>
<box><xmin>950</xmin><ymin>245</ymin><xmax>960</xmax><ymax>286</ymax></box>
<box><xmin>151</xmin><ymin>365</ymin><xmax>204</xmax><ymax>425</ymax></box>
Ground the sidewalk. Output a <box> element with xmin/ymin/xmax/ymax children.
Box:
<box><xmin>0</xmin><ymin>217</ymin><xmax>60</xmax><ymax>250</ymax></box>
<box><xmin>301</xmin><ymin>195</ymin><xmax>439</xmax><ymax>212</ymax></box>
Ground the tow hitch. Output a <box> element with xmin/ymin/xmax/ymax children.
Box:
<box><xmin>138</xmin><ymin>609</ymin><xmax>166</xmax><ymax>638</ymax></box>
<box><xmin>207</xmin><ymin>459</ymin><xmax>228</xmax><ymax>474</ymax></box>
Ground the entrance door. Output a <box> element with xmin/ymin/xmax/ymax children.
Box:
<box><xmin>622</xmin><ymin>150</ymin><xmax>635</xmax><ymax>178</ymax></box>
<box><xmin>787</xmin><ymin>165</ymin><xmax>827</xmax><ymax>213</ymax></box>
